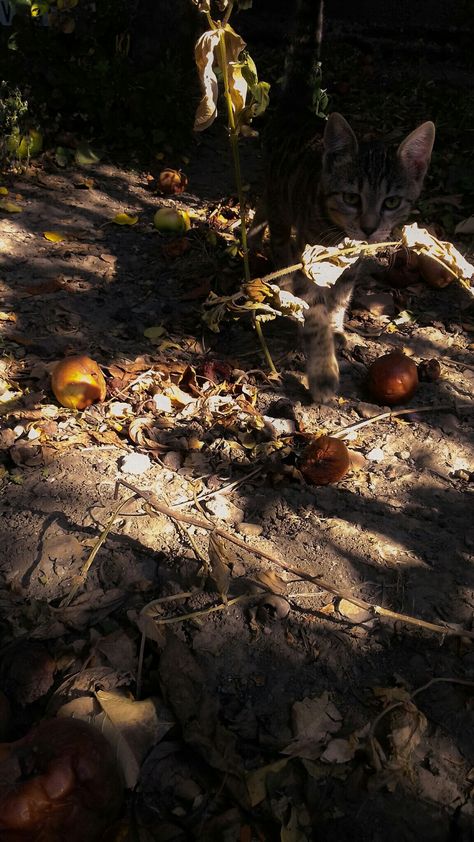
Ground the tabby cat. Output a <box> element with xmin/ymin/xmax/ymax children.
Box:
<box><xmin>251</xmin><ymin>0</ymin><xmax>435</xmax><ymax>403</ymax></box>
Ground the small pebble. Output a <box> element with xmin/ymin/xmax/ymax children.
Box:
<box><xmin>238</xmin><ymin>522</ymin><xmax>263</xmax><ymax>537</ymax></box>
<box><xmin>120</xmin><ymin>453</ymin><xmax>151</xmax><ymax>475</ymax></box>
<box><xmin>366</xmin><ymin>447</ymin><xmax>385</xmax><ymax>463</ymax></box>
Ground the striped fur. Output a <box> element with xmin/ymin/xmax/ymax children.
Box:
<box><xmin>252</xmin><ymin>1</ymin><xmax>435</xmax><ymax>403</ymax></box>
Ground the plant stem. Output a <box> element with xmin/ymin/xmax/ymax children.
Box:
<box><xmin>254</xmin><ymin>317</ymin><xmax>278</xmax><ymax>374</ymax></box>
<box><xmin>216</xmin><ymin>17</ymin><xmax>277</xmax><ymax>373</ymax></box>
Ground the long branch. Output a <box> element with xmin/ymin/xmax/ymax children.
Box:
<box><xmin>116</xmin><ymin>480</ymin><xmax>474</xmax><ymax>640</ymax></box>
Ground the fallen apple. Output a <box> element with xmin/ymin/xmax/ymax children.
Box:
<box><xmin>153</xmin><ymin>207</ymin><xmax>190</xmax><ymax>233</ymax></box>
<box><xmin>157</xmin><ymin>168</ymin><xmax>188</xmax><ymax>195</ymax></box>
<box><xmin>0</xmin><ymin>718</ymin><xmax>123</xmax><ymax>841</ymax></box>
<box><xmin>51</xmin><ymin>355</ymin><xmax>107</xmax><ymax>410</ymax></box>
<box><xmin>300</xmin><ymin>435</ymin><xmax>350</xmax><ymax>485</ymax></box>
<box><xmin>367</xmin><ymin>351</ymin><xmax>418</xmax><ymax>406</ymax></box>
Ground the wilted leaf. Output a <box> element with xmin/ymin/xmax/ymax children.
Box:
<box><xmin>0</xmin><ymin>187</ymin><xmax>8</xmax><ymax>195</ymax></box>
<box><xmin>255</xmin><ymin>570</ymin><xmax>287</xmax><ymax>594</ymax></box>
<box><xmin>112</xmin><ymin>212</ymin><xmax>138</xmax><ymax>226</ymax></box>
<box><xmin>401</xmin><ymin>222</ymin><xmax>473</xmax><ymax>284</ymax></box>
<box><xmin>192</xmin><ymin>0</ymin><xmax>211</xmax><ymax>11</ymax></box>
<box><xmin>218</xmin><ymin>26</ymin><xmax>247</xmax><ymax>120</ymax></box>
<box><xmin>193</xmin><ymin>29</ymin><xmax>221</xmax><ymax>131</ymax></box>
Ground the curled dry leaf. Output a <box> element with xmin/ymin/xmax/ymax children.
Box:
<box><xmin>128</xmin><ymin>417</ymin><xmax>168</xmax><ymax>451</ymax></box>
<box><xmin>300</xmin><ymin>223</ymin><xmax>473</xmax><ymax>298</ymax></box>
<box><xmin>193</xmin><ymin>29</ymin><xmax>221</xmax><ymax>131</ymax></box>
<box><xmin>202</xmin><ymin>281</ymin><xmax>307</xmax><ymax>333</ymax></box>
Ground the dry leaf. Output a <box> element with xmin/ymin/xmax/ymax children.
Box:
<box><xmin>43</xmin><ymin>231</ymin><xmax>68</xmax><ymax>243</ymax></box>
<box><xmin>283</xmin><ymin>692</ymin><xmax>342</xmax><ymax>760</ymax></box>
<box><xmin>193</xmin><ymin>29</ymin><xmax>221</xmax><ymax>131</ymax></box>
<box><xmin>112</xmin><ymin>213</ymin><xmax>138</xmax><ymax>226</ymax></box>
<box><xmin>208</xmin><ymin>531</ymin><xmax>232</xmax><ymax>602</ymax></box>
<box><xmin>95</xmin><ymin>690</ymin><xmax>175</xmax><ymax>788</ymax></box>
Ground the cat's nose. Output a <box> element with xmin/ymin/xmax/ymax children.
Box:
<box><xmin>360</xmin><ymin>222</ymin><xmax>377</xmax><ymax>236</ymax></box>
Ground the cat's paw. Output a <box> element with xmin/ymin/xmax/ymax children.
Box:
<box><xmin>307</xmin><ymin>370</ymin><xmax>339</xmax><ymax>404</ymax></box>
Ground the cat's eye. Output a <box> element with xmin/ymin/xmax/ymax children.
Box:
<box><xmin>342</xmin><ymin>192</ymin><xmax>360</xmax><ymax>207</ymax></box>
<box><xmin>383</xmin><ymin>196</ymin><xmax>402</xmax><ymax>210</ymax></box>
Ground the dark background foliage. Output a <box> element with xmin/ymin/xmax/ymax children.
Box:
<box><xmin>0</xmin><ymin>0</ymin><xmax>473</xmax><ymax>157</ymax></box>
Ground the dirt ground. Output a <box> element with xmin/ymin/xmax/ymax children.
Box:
<box><xmin>0</xmin><ymin>17</ymin><xmax>473</xmax><ymax>842</ymax></box>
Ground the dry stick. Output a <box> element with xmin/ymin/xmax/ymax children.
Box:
<box><xmin>330</xmin><ymin>402</ymin><xmax>473</xmax><ymax>440</ymax></box>
<box><xmin>442</xmin><ymin>357</ymin><xmax>474</xmax><ymax>374</ymax></box>
<box><xmin>60</xmin><ymin>494</ymin><xmax>136</xmax><ymax>608</ymax></box>
<box><xmin>116</xmin><ymin>479</ymin><xmax>474</xmax><ymax>640</ymax></box>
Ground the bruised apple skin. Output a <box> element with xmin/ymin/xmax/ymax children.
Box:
<box><xmin>0</xmin><ymin>718</ymin><xmax>123</xmax><ymax>841</ymax></box>
<box><xmin>51</xmin><ymin>355</ymin><xmax>107</xmax><ymax>411</ymax></box>
<box><xmin>300</xmin><ymin>435</ymin><xmax>350</xmax><ymax>485</ymax></box>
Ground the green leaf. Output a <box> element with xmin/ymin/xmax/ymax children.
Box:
<box><xmin>75</xmin><ymin>143</ymin><xmax>101</xmax><ymax>165</ymax></box>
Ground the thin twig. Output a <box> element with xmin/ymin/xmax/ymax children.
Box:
<box><xmin>172</xmin><ymin>465</ymin><xmax>263</xmax><ymax>509</ymax></box>
<box><xmin>330</xmin><ymin>402</ymin><xmax>473</xmax><ymax>440</ymax></box>
<box><xmin>145</xmin><ymin>594</ymin><xmax>252</xmax><ymax>624</ymax></box>
<box><xmin>60</xmin><ymin>494</ymin><xmax>136</xmax><ymax>608</ymax></box>
<box><xmin>115</xmin><ymin>479</ymin><xmax>474</xmax><ymax>640</ymax></box>
<box><xmin>442</xmin><ymin>357</ymin><xmax>474</xmax><ymax>373</ymax></box>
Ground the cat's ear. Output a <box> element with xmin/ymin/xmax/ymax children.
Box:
<box><xmin>323</xmin><ymin>113</ymin><xmax>358</xmax><ymax>155</ymax></box>
<box><xmin>397</xmin><ymin>122</ymin><xmax>435</xmax><ymax>181</ymax></box>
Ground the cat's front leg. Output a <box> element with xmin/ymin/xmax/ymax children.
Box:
<box><xmin>303</xmin><ymin>301</ymin><xmax>339</xmax><ymax>403</ymax></box>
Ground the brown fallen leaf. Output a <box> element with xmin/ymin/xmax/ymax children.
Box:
<box><xmin>208</xmin><ymin>531</ymin><xmax>233</xmax><ymax>602</ymax></box>
<box><xmin>22</xmin><ymin>277</ymin><xmax>66</xmax><ymax>295</ymax></box>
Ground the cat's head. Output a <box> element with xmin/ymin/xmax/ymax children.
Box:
<box><xmin>320</xmin><ymin>113</ymin><xmax>435</xmax><ymax>243</ymax></box>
